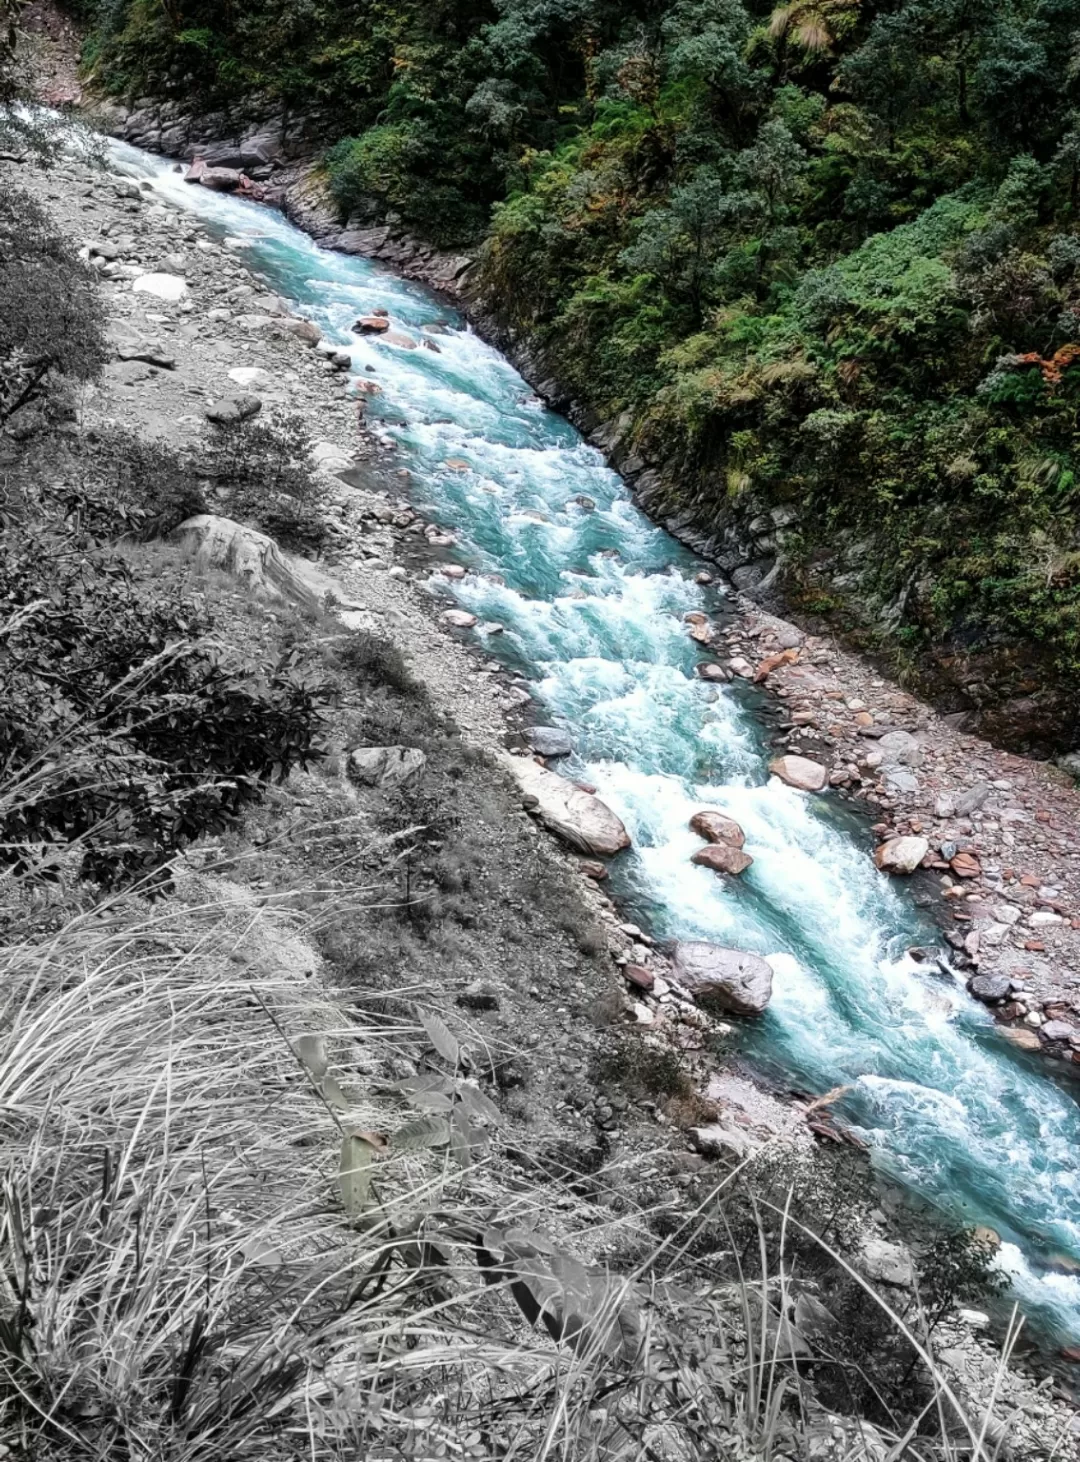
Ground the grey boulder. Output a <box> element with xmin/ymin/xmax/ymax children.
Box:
<box><xmin>348</xmin><ymin>746</ymin><xmax>427</xmax><ymax>787</ymax></box>
<box><xmin>672</xmin><ymin>942</ymin><xmax>773</xmax><ymax>1015</ymax></box>
<box><xmin>526</xmin><ymin>726</ymin><xmax>574</xmax><ymax>759</ymax></box>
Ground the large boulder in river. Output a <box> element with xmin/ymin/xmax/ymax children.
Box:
<box><xmin>672</xmin><ymin>942</ymin><xmax>773</xmax><ymax>1015</ymax></box>
<box><xmin>690</xmin><ymin>810</ymin><xmax>745</xmax><ymax>848</ymax></box>
<box><xmin>692</xmin><ymin>844</ymin><xmax>753</xmax><ymax>877</ymax></box>
<box><xmin>199</xmin><ymin>166</ymin><xmax>244</xmax><ymax>192</ymax></box>
<box><xmin>873</xmin><ymin>836</ymin><xmax>929</xmax><ymax>875</ymax></box>
<box><xmin>500</xmin><ymin>753</ymin><xmax>630</xmax><ymax>857</ymax></box>
<box><xmin>769</xmin><ymin>755</ymin><xmax>827</xmax><ymax>792</ymax></box>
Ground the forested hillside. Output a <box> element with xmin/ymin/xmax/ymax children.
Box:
<box><xmin>78</xmin><ymin>0</ymin><xmax>1080</xmax><ymax>749</ymax></box>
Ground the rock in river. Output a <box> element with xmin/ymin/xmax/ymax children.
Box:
<box><xmin>690</xmin><ymin>810</ymin><xmax>746</xmax><ymax>848</ymax></box>
<box><xmin>692</xmin><ymin>843</ymin><xmax>753</xmax><ymax>877</ymax></box>
<box><xmin>873</xmin><ymin>836</ymin><xmax>929</xmax><ymax>875</ymax></box>
<box><xmin>969</xmin><ymin>974</ymin><xmax>1012</xmax><ymax>1003</ymax></box>
<box><xmin>769</xmin><ymin>755</ymin><xmax>827</xmax><ymax>792</ymax></box>
<box><xmin>500</xmin><ymin>753</ymin><xmax>630</xmax><ymax>857</ymax></box>
<box><xmin>672</xmin><ymin>942</ymin><xmax>773</xmax><ymax>1015</ymax></box>
<box><xmin>526</xmin><ymin>726</ymin><xmax>574</xmax><ymax>759</ymax></box>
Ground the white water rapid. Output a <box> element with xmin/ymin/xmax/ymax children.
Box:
<box><xmin>108</xmin><ymin>137</ymin><xmax>1080</xmax><ymax>1343</ymax></box>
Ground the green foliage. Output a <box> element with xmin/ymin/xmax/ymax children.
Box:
<box><xmin>84</xmin><ymin>0</ymin><xmax>1080</xmax><ymax>735</ymax></box>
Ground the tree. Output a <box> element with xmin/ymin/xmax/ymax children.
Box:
<box><xmin>619</xmin><ymin>169</ymin><xmax>730</xmax><ymax>323</ymax></box>
<box><xmin>0</xmin><ymin>187</ymin><xmax>106</xmax><ymax>427</ymax></box>
<box><xmin>838</xmin><ymin>7</ymin><xmax>933</xmax><ymax>148</ymax></box>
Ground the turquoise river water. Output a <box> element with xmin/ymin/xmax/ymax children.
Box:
<box><xmin>110</xmin><ymin>137</ymin><xmax>1080</xmax><ymax>1343</ymax></box>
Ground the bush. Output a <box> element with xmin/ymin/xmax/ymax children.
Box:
<box><xmin>0</xmin><ymin>506</ymin><xmax>329</xmax><ymax>887</ymax></box>
<box><xmin>205</xmin><ymin>411</ymin><xmax>328</xmax><ymax>553</ymax></box>
<box><xmin>0</xmin><ymin>186</ymin><xmax>106</xmax><ymax>427</ymax></box>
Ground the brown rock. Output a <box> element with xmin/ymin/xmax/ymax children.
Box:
<box><xmin>624</xmin><ymin>964</ymin><xmax>654</xmax><ymax>992</ymax></box>
<box><xmin>692</xmin><ymin>844</ymin><xmax>754</xmax><ymax>877</ymax></box>
<box><xmin>754</xmin><ymin>647</ymin><xmax>800</xmax><ymax>682</ymax></box>
<box><xmin>355</xmin><ymin>315</ymin><xmax>391</xmax><ymax>333</ymax></box>
<box><xmin>578</xmin><ymin>859</ymin><xmax>608</xmax><ymax>881</ymax></box>
<box><xmin>950</xmin><ymin>852</ymin><xmax>982</xmax><ymax>879</ymax></box>
<box><xmin>999</xmin><ymin>1026</ymin><xmax>1042</xmax><ymax>1052</ymax></box>
<box><xmin>769</xmin><ymin>755</ymin><xmax>828</xmax><ymax>792</ymax></box>
<box><xmin>690</xmin><ymin>811</ymin><xmax>746</xmax><ymax>848</ymax></box>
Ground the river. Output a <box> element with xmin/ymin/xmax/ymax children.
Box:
<box><xmin>109</xmin><ymin>137</ymin><xmax>1080</xmax><ymax>1344</ymax></box>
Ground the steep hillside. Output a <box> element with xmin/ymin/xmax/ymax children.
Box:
<box><xmin>71</xmin><ymin>0</ymin><xmax>1080</xmax><ymax>752</ymax></box>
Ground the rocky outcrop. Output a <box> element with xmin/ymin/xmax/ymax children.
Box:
<box><xmin>171</xmin><ymin>514</ymin><xmax>355</xmax><ymax>614</ymax></box>
<box><xmin>671</xmin><ymin>943</ymin><xmax>773</xmax><ymax>1015</ymax></box>
<box><xmin>348</xmin><ymin>746</ymin><xmax>427</xmax><ymax>788</ymax></box>
<box><xmin>500</xmin><ymin>753</ymin><xmax>630</xmax><ymax>857</ymax></box>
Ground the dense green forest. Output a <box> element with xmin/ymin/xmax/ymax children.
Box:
<box><xmin>79</xmin><ymin>0</ymin><xmax>1080</xmax><ymax>744</ymax></box>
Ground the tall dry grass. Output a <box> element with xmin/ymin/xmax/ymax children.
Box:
<box><xmin>0</xmin><ymin>853</ymin><xmax>1047</xmax><ymax>1462</ymax></box>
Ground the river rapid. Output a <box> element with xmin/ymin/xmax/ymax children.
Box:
<box><xmin>109</xmin><ymin>137</ymin><xmax>1080</xmax><ymax>1344</ymax></box>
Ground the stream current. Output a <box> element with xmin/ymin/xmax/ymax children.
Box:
<box><xmin>110</xmin><ymin>137</ymin><xmax>1080</xmax><ymax>1342</ymax></box>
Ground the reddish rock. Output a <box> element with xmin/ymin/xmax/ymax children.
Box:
<box><xmin>754</xmin><ymin>647</ymin><xmax>800</xmax><ymax>682</ymax></box>
<box><xmin>1020</xmin><ymin>874</ymin><xmax>1041</xmax><ymax>887</ymax></box>
<box><xmin>1024</xmin><ymin>940</ymin><xmax>1046</xmax><ymax>952</ymax></box>
<box><xmin>578</xmin><ymin>859</ymin><xmax>608</xmax><ymax>881</ymax></box>
<box><xmin>692</xmin><ymin>843</ymin><xmax>754</xmax><ymax>877</ymax></box>
<box><xmin>690</xmin><ymin>811</ymin><xmax>746</xmax><ymax>848</ymax></box>
<box><xmin>950</xmin><ymin>852</ymin><xmax>982</xmax><ymax>879</ymax></box>
<box><xmin>624</xmin><ymin>964</ymin><xmax>654</xmax><ymax>992</ymax></box>
<box><xmin>356</xmin><ymin>315</ymin><xmax>391</xmax><ymax>333</ymax></box>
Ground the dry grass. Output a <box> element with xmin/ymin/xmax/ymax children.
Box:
<box><xmin>0</xmin><ymin>844</ymin><xmax>1048</xmax><ymax>1462</ymax></box>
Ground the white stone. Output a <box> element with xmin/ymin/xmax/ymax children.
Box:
<box><xmin>132</xmin><ymin>272</ymin><xmax>188</xmax><ymax>301</ymax></box>
<box><xmin>228</xmin><ymin>366</ymin><xmax>274</xmax><ymax>390</ymax></box>
<box><xmin>873</xmin><ymin>836</ymin><xmax>929</xmax><ymax>875</ymax></box>
<box><xmin>991</xmin><ymin>903</ymin><xmax>1021</xmax><ymax>925</ymax></box>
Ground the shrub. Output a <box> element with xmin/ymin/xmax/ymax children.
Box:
<box><xmin>204</xmin><ymin>411</ymin><xmax>328</xmax><ymax>553</ymax></box>
<box><xmin>0</xmin><ymin>508</ymin><xmax>329</xmax><ymax>887</ymax></box>
<box><xmin>0</xmin><ymin>186</ymin><xmax>106</xmax><ymax>427</ymax></box>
